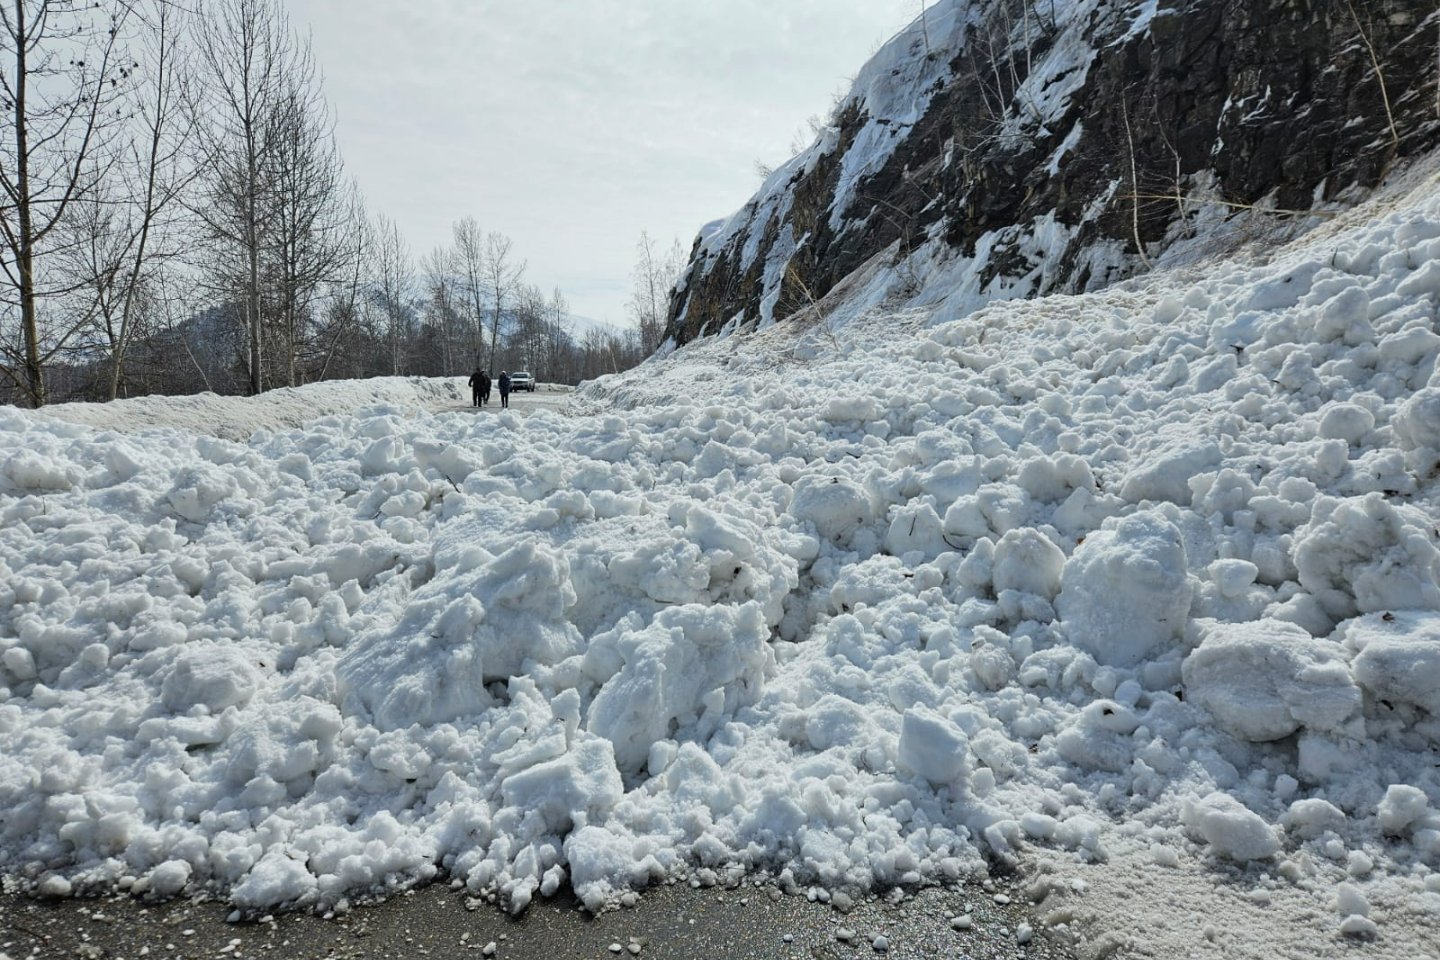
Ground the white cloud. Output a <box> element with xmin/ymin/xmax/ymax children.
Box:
<box><xmin>287</xmin><ymin>0</ymin><xmax>920</xmax><ymax>323</ymax></box>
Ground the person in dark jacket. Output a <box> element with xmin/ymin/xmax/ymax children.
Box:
<box><xmin>479</xmin><ymin>370</ymin><xmax>491</xmax><ymax>405</ymax></box>
<box><xmin>467</xmin><ymin>366</ymin><xmax>483</xmax><ymax>407</ymax></box>
<box><xmin>498</xmin><ymin>370</ymin><xmax>511</xmax><ymax>409</ymax></box>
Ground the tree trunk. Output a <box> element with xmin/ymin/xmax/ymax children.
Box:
<box><xmin>14</xmin><ymin>0</ymin><xmax>43</xmax><ymax>408</ymax></box>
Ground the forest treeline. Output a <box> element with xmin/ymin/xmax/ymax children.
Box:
<box><xmin>0</xmin><ymin>0</ymin><xmax>683</xmax><ymax>408</ymax></box>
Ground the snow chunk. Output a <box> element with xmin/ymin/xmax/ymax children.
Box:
<box><xmin>1376</xmin><ymin>784</ymin><xmax>1430</xmax><ymax>835</ymax></box>
<box><xmin>1182</xmin><ymin>793</ymin><xmax>1280</xmax><ymax>862</ymax></box>
<box><xmin>1293</xmin><ymin>494</ymin><xmax>1440</xmax><ymax>621</ymax></box>
<box><xmin>147</xmin><ymin>860</ymin><xmax>193</xmax><ymax>898</ymax></box>
<box><xmin>1281</xmin><ymin>798</ymin><xmax>1346</xmax><ymax>839</ymax></box>
<box><xmin>161</xmin><ymin>647</ymin><xmax>261</xmax><ymax>713</ymax></box>
<box><xmin>167</xmin><ymin>463</ymin><xmax>238</xmax><ymax>522</ymax></box>
<box><xmin>499</xmin><ymin>738</ymin><xmax>624</xmax><ymax>833</ymax></box>
<box><xmin>1342</xmin><ymin>611</ymin><xmax>1440</xmax><ymax>714</ymax></box>
<box><xmin>992</xmin><ymin>528</ymin><xmax>1066</xmax><ymax>599</ymax></box>
<box><xmin>1057</xmin><ymin>513</ymin><xmax>1192</xmax><ymax>666</ymax></box>
<box><xmin>897</xmin><ymin>706</ymin><xmax>969</xmax><ymax>786</ymax></box>
<box><xmin>586</xmin><ymin>603</ymin><xmax>771</xmax><ymax>773</ymax></box>
<box><xmin>790</xmin><ymin>476</ymin><xmax>876</xmax><ymax>544</ymax></box>
<box><xmin>1</xmin><ymin>449</ymin><xmax>74</xmax><ymax>491</ymax></box>
<box><xmin>1395</xmin><ymin>378</ymin><xmax>1440</xmax><ymax>474</ymax></box>
<box><xmin>338</xmin><ymin>541</ymin><xmax>580</xmax><ymax>730</ymax></box>
<box><xmin>1055</xmin><ymin>700</ymin><xmax>1140</xmax><ymax>773</ymax></box>
<box><xmin>1119</xmin><ymin>440</ymin><xmax>1221</xmax><ymax>506</ymax></box>
<box><xmin>1317</xmin><ymin>403</ymin><xmax>1375</xmax><ymax>445</ymax></box>
<box><xmin>1181</xmin><ymin>619</ymin><xmax>1361</xmax><ymax>742</ymax></box>
<box><xmin>230</xmin><ymin>853</ymin><xmax>316</xmax><ymax>909</ymax></box>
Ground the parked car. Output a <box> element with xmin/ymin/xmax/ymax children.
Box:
<box><xmin>509</xmin><ymin>371</ymin><xmax>536</xmax><ymax>392</ymax></box>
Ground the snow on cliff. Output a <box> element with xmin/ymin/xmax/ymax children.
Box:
<box><xmin>4</xmin><ymin>158</ymin><xmax>1440</xmax><ymax>957</ymax></box>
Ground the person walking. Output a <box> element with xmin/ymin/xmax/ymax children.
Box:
<box><xmin>479</xmin><ymin>370</ymin><xmax>491</xmax><ymax>406</ymax></box>
<box><xmin>498</xmin><ymin>370</ymin><xmax>511</xmax><ymax>410</ymax></box>
<box><xmin>467</xmin><ymin>366</ymin><xmax>484</xmax><ymax>408</ymax></box>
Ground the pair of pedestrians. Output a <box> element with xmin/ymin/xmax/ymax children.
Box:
<box><xmin>467</xmin><ymin>368</ymin><xmax>513</xmax><ymax>409</ymax></box>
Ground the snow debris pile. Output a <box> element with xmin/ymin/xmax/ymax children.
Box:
<box><xmin>3</xmin><ymin>167</ymin><xmax>1440</xmax><ymax>950</ymax></box>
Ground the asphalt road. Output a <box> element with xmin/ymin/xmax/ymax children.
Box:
<box><xmin>0</xmin><ymin>873</ymin><xmax>1073</xmax><ymax>960</ymax></box>
<box><xmin>438</xmin><ymin>384</ymin><xmax>572</xmax><ymax>417</ymax></box>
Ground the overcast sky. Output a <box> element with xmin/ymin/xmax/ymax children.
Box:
<box><xmin>285</xmin><ymin>1</ymin><xmax>922</xmax><ymax>326</ymax></box>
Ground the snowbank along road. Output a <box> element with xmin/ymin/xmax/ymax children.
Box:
<box><xmin>4</xmin><ymin>163</ymin><xmax>1440</xmax><ymax>960</ymax></box>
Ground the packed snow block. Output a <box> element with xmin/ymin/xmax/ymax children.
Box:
<box><xmin>230</xmin><ymin>851</ymin><xmax>318</xmax><ymax>909</ymax></box>
<box><xmin>1</xmin><ymin>448</ymin><xmax>75</xmax><ymax>492</ymax></box>
<box><xmin>677</xmin><ymin>503</ymin><xmax>797</xmax><ymax>627</ymax></box>
<box><xmin>789</xmin><ymin>476</ymin><xmax>876</xmax><ymax>545</ymax></box>
<box><xmin>1313</xmin><ymin>284</ymin><xmax>1377</xmax><ymax>346</ymax></box>
<box><xmin>1297</xmin><ymin>731</ymin><xmax>1366</xmax><ymax>783</ymax></box>
<box><xmin>1377</xmin><ymin>784</ymin><xmax>1431</xmax><ymax>835</ymax></box>
<box><xmin>1054</xmin><ymin>699</ymin><xmax>1139</xmax><ymax>773</ymax></box>
<box><xmin>608</xmin><ymin>539</ymin><xmax>711</xmax><ymax>604</ymax></box>
<box><xmin>1293</xmin><ymin>494</ymin><xmax>1440</xmax><ymax>621</ymax></box>
<box><xmin>499</xmin><ymin>737</ymin><xmax>624</xmax><ymax>834</ymax></box>
<box><xmin>1247</xmin><ymin>263</ymin><xmax>1320</xmax><ymax>312</ymax></box>
<box><xmin>992</xmin><ymin>528</ymin><xmax>1066</xmax><ymax>599</ymax></box>
<box><xmin>1016</xmin><ymin>453</ymin><xmax>1096</xmax><ymax>503</ymax></box>
<box><xmin>585</xmin><ymin>602</ymin><xmax>771</xmax><ymax>773</ymax></box>
<box><xmin>1281</xmin><ymin>798</ymin><xmax>1347</xmax><ymax>839</ymax></box>
<box><xmin>1056</xmin><ymin>513</ymin><xmax>1192</xmax><ymax>667</ymax></box>
<box><xmin>1341</xmin><ymin>611</ymin><xmax>1440</xmax><ymax>716</ymax></box>
<box><xmin>1317</xmin><ymin>403</ymin><xmax>1375</xmax><ymax>445</ymax></box>
<box><xmin>1182</xmin><ymin>792</ymin><xmax>1280</xmax><ymax>862</ymax></box>
<box><xmin>166</xmin><ymin>463</ymin><xmax>238</xmax><ymax>522</ymax></box>
<box><xmin>897</xmin><ymin>705</ymin><xmax>969</xmax><ymax>787</ymax></box>
<box><xmin>884</xmin><ymin>500</ymin><xmax>948</xmax><ymax>560</ymax></box>
<box><xmin>338</xmin><ymin>542</ymin><xmax>580</xmax><ymax>730</ymax></box>
<box><xmin>138</xmin><ymin>860</ymin><xmax>192</xmax><ymax>899</ymax></box>
<box><xmin>161</xmin><ymin>646</ymin><xmax>261</xmax><ymax>713</ymax></box>
<box><xmin>1394</xmin><ymin>379</ymin><xmax>1440</xmax><ymax>475</ymax></box>
<box><xmin>564</xmin><ymin>824</ymin><xmax>635</xmax><ymax>912</ymax></box>
<box><xmin>1378</xmin><ymin>325</ymin><xmax>1440</xmax><ymax>367</ymax></box>
<box><xmin>1118</xmin><ymin>440</ymin><xmax>1221</xmax><ymax>506</ymax></box>
<box><xmin>1181</xmin><ymin>619</ymin><xmax>1362</xmax><ymax>742</ymax></box>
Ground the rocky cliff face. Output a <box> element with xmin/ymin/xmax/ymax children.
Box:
<box><xmin>665</xmin><ymin>0</ymin><xmax>1440</xmax><ymax>346</ymax></box>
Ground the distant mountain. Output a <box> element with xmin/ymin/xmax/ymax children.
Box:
<box><xmin>567</xmin><ymin>314</ymin><xmax>632</xmax><ymax>341</ymax></box>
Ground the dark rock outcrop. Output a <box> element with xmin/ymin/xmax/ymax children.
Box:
<box><xmin>665</xmin><ymin>0</ymin><xmax>1440</xmax><ymax>346</ymax></box>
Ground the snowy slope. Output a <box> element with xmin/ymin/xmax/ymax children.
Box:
<box><xmin>31</xmin><ymin>377</ymin><xmax>468</xmax><ymax>441</ymax></box>
<box><xmin>667</xmin><ymin>0</ymin><xmax>1440</xmax><ymax>348</ymax></box>
<box><xmin>4</xmin><ymin>154</ymin><xmax>1440</xmax><ymax>956</ymax></box>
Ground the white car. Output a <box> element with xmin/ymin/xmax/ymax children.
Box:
<box><xmin>509</xmin><ymin>371</ymin><xmax>536</xmax><ymax>392</ymax></box>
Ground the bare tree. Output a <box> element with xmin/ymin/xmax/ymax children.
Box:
<box><xmin>421</xmin><ymin>243</ymin><xmax>471</xmax><ymax>375</ymax></box>
<box><xmin>191</xmin><ymin>0</ymin><xmax>306</xmax><ymax>395</ymax></box>
<box><xmin>451</xmin><ymin>215</ymin><xmax>487</xmax><ymax>366</ymax></box>
<box><xmin>627</xmin><ymin>230</ymin><xmax>684</xmax><ymax>357</ymax></box>
<box><xmin>543</xmin><ymin>285</ymin><xmax>570</xmax><ymax>382</ymax></box>
<box><xmin>67</xmin><ymin>0</ymin><xmax>195</xmax><ymax>400</ymax></box>
<box><xmin>309</xmin><ymin>182</ymin><xmax>368</xmax><ymax>381</ymax></box>
<box><xmin>371</xmin><ymin>212</ymin><xmax>410</xmax><ymax>376</ymax></box>
<box><xmin>0</xmin><ymin>0</ymin><xmax>136</xmax><ymax>406</ymax></box>
<box><xmin>482</xmin><ymin>229</ymin><xmax>523</xmax><ymax>373</ymax></box>
<box><xmin>264</xmin><ymin>63</ymin><xmax>352</xmax><ymax>387</ymax></box>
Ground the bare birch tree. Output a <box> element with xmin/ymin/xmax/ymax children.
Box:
<box><xmin>66</xmin><ymin>0</ymin><xmax>195</xmax><ymax>400</ymax></box>
<box><xmin>372</xmin><ymin>212</ymin><xmax>410</xmax><ymax>376</ymax></box>
<box><xmin>482</xmin><ymin>229</ymin><xmax>523</xmax><ymax>373</ymax></box>
<box><xmin>263</xmin><ymin>65</ymin><xmax>351</xmax><ymax>387</ymax></box>
<box><xmin>0</xmin><ymin>0</ymin><xmax>136</xmax><ymax>406</ymax></box>
<box><xmin>451</xmin><ymin>215</ymin><xmax>486</xmax><ymax>365</ymax></box>
<box><xmin>627</xmin><ymin>230</ymin><xmax>684</xmax><ymax>357</ymax></box>
<box><xmin>190</xmin><ymin>0</ymin><xmax>303</xmax><ymax>395</ymax></box>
